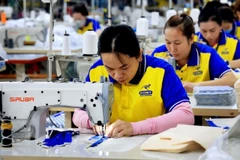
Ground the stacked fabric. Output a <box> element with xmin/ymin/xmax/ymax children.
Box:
<box><xmin>194</xmin><ymin>86</ymin><xmax>236</xmax><ymax>106</ymax></box>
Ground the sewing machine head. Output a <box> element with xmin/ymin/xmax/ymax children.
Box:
<box><xmin>0</xmin><ymin>26</ymin><xmax>47</xmax><ymax>48</ymax></box>
<box><xmin>0</xmin><ymin>81</ymin><xmax>114</xmax><ymax>139</ymax></box>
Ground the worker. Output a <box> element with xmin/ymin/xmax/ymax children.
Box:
<box><xmin>218</xmin><ymin>5</ymin><xmax>240</xmax><ymax>39</ymax></box>
<box><xmin>72</xmin><ymin>25</ymin><xmax>194</xmax><ymax>138</ymax></box>
<box><xmin>72</xmin><ymin>2</ymin><xmax>101</xmax><ymax>35</ymax></box>
<box><xmin>234</xmin><ymin>0</ymin><xmax>240</xmax><ymax>22</ymax></box>
<box><xmin>195</xmin><ymin>2</ymin><xmax>240</xmax><ymax>69</ymax></box>
<box><xmin>151</xmin><ymin>14</ymin><xmax>237</xmax><ymax>93</ymax></box>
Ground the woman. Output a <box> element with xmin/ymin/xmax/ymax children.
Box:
<box><xmin>195</xmin><ymin>3</ymin><xmax>240</xmax><ymax>69</ymax></box>
<box><xmin>218</xmin><ymin>5</ymin><xmax>240</xmax><ymax>39</ymax></box>
<box><xmin>72</xmin><ymin>2</ymin><xmax>101</xmax><ymax>35</ymax></box>
<box><xmin>152</xmin><ymin>14</ymin><xmax>237</xmax><ymax>93</ymax></box>
<box><xmin>234</xmin><ymin>0</ymin><xmax>240</xmax><ymax>22</ymax></box>
<box><xmin>72</xmin><ymin>25</ymin><xmax>194</xmax><ymax>138</ymax></box>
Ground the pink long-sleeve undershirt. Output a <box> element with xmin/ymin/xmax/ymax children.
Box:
<box><xmin>72</xmin><ymin>102</ymin><xmax>194</xmax><ymax>135</ymax></box>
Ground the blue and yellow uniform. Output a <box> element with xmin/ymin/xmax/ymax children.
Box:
<box><xmin>228</xmin><ymin>21</ymin><xmax>240</xmax><ymax>39</ymax></box>
<box><xmin>152</xmin><ymin>43</ymin><xmax>231</xmax><ymax>82</ymax></box>
<box><xmin>86</xmin><ymin>54</ymin><xmax>189</xmax><ymax>123</ymax></box>
<box><xmin>194</xmin><ymin>30</ymin><xmax>240</xmax><ymax>61</ymax></box>
<box><xmin>77</xmin><ymin>18</ymin><xmax>101</xmax><ymax>34</ymax></box>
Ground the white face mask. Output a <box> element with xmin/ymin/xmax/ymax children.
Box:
<box><xmin>73</xmin><ymin>20</ymin><xmax>86</xmax><ymax>30</ymax></box>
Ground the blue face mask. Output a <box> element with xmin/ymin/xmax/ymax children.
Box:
<box><xmin>225</xmin><ymin>29</ymin><xmax>232</xmax><ymax>34</ymax></box>
<box><xmin>73</xmin><ymin>19</ymin><xmax>86</xmax><ymax>31</ymax></box>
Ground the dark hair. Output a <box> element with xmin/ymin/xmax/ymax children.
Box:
<box><xmin>218</xmin><ymin>6</ymin><xmax>235</xmax><ymax>23</ymax></box>
<box><xmin>72</xmin><ymin>2</ymin><xmax>89</xmax><ymax>16</ymax></box>
<box><xmin>198</xmin><ymin>2</ymin><xmax>222</xmax><ymax>26</ymax></box>
<box><xmin>164</xmin><ymin>13</ymin><xmax>195</xmax><ymax>40</ymax></box>
<box><xmin>98</xmin><ymin>24</ymin><xmax>140</xmax><ymax>62</ymax></box>
<box><xmin>235</xmin><ymin>0</ymin><xmax>240</xmax><ymax>12</ymax></box>
<box><xmin>206</xmin><ymin>1</ymin><xmax>222</xmax><ymax>9</ymax></box>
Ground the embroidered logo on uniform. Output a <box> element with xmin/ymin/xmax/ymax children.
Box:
<box><xmin>221</xmin><ymin>48</ymin><xmax>229</xmax><ymax>55</ymax></box>
<box><xmin>195</xmin><ymin>66</ymin><xmax>201</xmax><ymax>70</ymax></box>
<box><xmin>139</xmin><ymin>84</ymin><xmax>153</xmax><ymax>96</ymax></box>
<box><xmin>193</xmin><ymin>66</ymin><xmax>203</xmax><ymax>76</ymax></box>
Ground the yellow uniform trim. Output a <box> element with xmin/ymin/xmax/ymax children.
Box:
<box><xmin>154</xmin><ymin>52</ymin><xmax>170</xmax><ymax>59</ymax></box>
<box><xmin>236</xmin><ymin>27</ymin><xmax>240</xmax><ymax>39</ymax></box>
<box><xmin>77</xmin><ymin>22</ymin><xmax>93</xmax><ymax>34</ymax></box>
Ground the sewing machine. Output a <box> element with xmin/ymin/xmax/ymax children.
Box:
<box><xmin>0</xmin><ymin>6</ymin><xmax>13</xmax><ymax>19</ymax></box>
<box><xmin>0</xmin><ymin>26</ymin><xmax>46</xmax><ymax>48</ymax></box>
<box><xmin>0</xmin><ymin>80</ymin><xmax>114</xmax><ymax>139</ymax></box>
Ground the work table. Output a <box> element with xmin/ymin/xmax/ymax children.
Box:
<box><xmin>0</xmin><ymin>134</ymin><xmax>204</xmax><ymax>160</ymax></box>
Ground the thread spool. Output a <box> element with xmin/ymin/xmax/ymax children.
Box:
<box><xmin>62</xmin><ymin>31</ymin><xmax>71</xmax><ymax>55</ymax></box>
<box><xmin>30</xmin><ymin>10</ymin><xmax>36</xmax><ymax>20</ymax></box>
<box><xmin>8</xmin><ymin>38</ymin><xmax>14</xmax><ymax>48</ymax></box>
<box><xmin>166</xmin><ymin>9</ymin><xmax>177</xmax><ymax>21</ymax></box>
<box><xmin>4</xmin><ymin>30</ymin><xmax>8</xmax><ymax>47</ymax></box>
<box><xmin>136</xmin><ymin>16</ymin><xmax>149</xmax><ymax>37</ymax></box>
<box><xmin>1</xmin><ymin>11</ymin><xmax>6</xmax><ymax>25</ymax></box>
<box><xmin>137</xmin><ymin>0</ymin><xmax>141</xmax><ymax>6</ymax></box>
<box><xmin>220</xmin><ymin>0</ymin><xmax>228</xmax><ymax>4</ymax></box>
<box><xmin>151</xmin><ymin>12</ymin><xmax>159</xmax><ymax>26</ymax></box>
<box><xmin>82</xmin><ymin>29</ymin><xmax>98</xmax><ymax>56</ymax></box>
<box><xmin>120</xmin><ymin>19</ymin><xmax>127</xmax><ymax>25</ymax></box>
<box><xmin>234</xmin><ymin>79</ymin><xmax>240</xmax><ymax>112</ymax></box>
<box><xmin>190</xmin><ymin>8</ymin><xmax>200</xmax><ymax>23</ymax></box>
<box><xmin>1</xmin><ymin>116</ymin><xmax>12</xmax><ymax>147</ymax></box>
<box><xmin>120</xmin><ymin>17</ymin><xmax>127</xmax><ymax>25</ymax></box>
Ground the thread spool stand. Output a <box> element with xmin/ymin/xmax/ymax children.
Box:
<box><xmin>1</xmin><ymin>116</ymin><xmax>13</xmax><ymax>147</ymax></box>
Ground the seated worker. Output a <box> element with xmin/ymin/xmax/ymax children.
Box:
<box><xmin>152</xmin><ymin>14</ymin><xmax>237</xmax><ymax>93</ymax></box>
<box><xmin>234</xmin><ymin>0</ymin><xmax>240</xmax><ymax>22</ymax></box>
<box><xmin>195</xmin><ymin>2</ymin><xmax>240</xmax><ymax>69</ymax></box>
<box><xmin>218</xmin><ymin>6</ymin><xmax>240</xmax><ymax>39</ymax></box>
<box><xmin>72</xmin><ymin>2</ymin><xmax>101</xmax><ymax>35</ymax></box>
<box><xmin>72</xmin><ymin>25</ymin><xmax>194</xmax><ymax>138</ymax></box>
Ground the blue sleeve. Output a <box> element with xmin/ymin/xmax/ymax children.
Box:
<box><xmin>93</xmin><ymin>20</ymin><xmax>101</xmax><ymax>31</ymax></box>
<box><xmin>85</xmin><ymin>65</ymin><xmax>92</xmax><ymax>82</ymax></box>
<box><xmin>85</xmin><ymin>59</ymin><xmax>102</xmax><ymax>82</ymax></box>
<box><xmin>151</xmin><ymin>48</ymin><xmax>158</xmax><ymax>56</ymax></box>
<box><xmin>151</xmin><ymin>45</ymin><xmax>167</xmax><ymax>56</ymax></box>
<box><xmin>234</xmin><ymin>41</ymin><xmax>240</xmax><ymax>59</ymax></box>
<box><xmin>85</xmin><ymin>73</ymin><xmax>90</xmax><ymax>82</ymax></box>
<box><xmin>161</xmin><ymin>63</ymin><xmax>190</xmax><ymax>113</ymax></box>
<box><xmin>209</xmin><ymin>49</ymin><xmax>231</xmax><ymax>79</ymax></box>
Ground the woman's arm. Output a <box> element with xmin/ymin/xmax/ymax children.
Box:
<box><xmin>72</xmin><ymin>108</ymin><xmax>92</xmax><ymax>129</ymax></box>
<box><xmin>230</xmin><ymin>59</ymin><xmax>240</xmax><ymax>69</ymax></box>
<box><xmin>197</xmin><ymin>71</ymin><xmax>237</xmax><ymax>87</ymax></box>
<box><xmin>72</xmin><ymin>102</ymin><xmax>194</xmax><ymax>136</ymax></box>
<box><xmin>131</xmin><ymin>102</ymin><xmax>194</xmax><ymax>135</ymax></box>
<box><xmin>231</xmin><ymin>41</ymin><xmax>240</xmax><ymax>69</ymax></box>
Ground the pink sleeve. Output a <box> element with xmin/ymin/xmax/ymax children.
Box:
<box><xmin>72</xmin><ymin>108</ymin><xmax>93</xmax><ymax>129</ymax></box>
<box><xmin>131</xmin><ymin>102</ymin><xmax>194</xmax><ymax>135</ymax></box>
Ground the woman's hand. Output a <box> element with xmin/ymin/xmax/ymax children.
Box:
<box><xmin>106</xmin><ymin>120</ymin><xmax>133</xmax><ymax>138</ymax></box>
<box><xmin>182</xmin><ymin>82</ymin><xmax>196</xmax><ymax>93</ymax></box>
<box><xmin>92</xmin><ymin>123</ymin><xmax>109</xmax><ymax>136</ymax></box>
